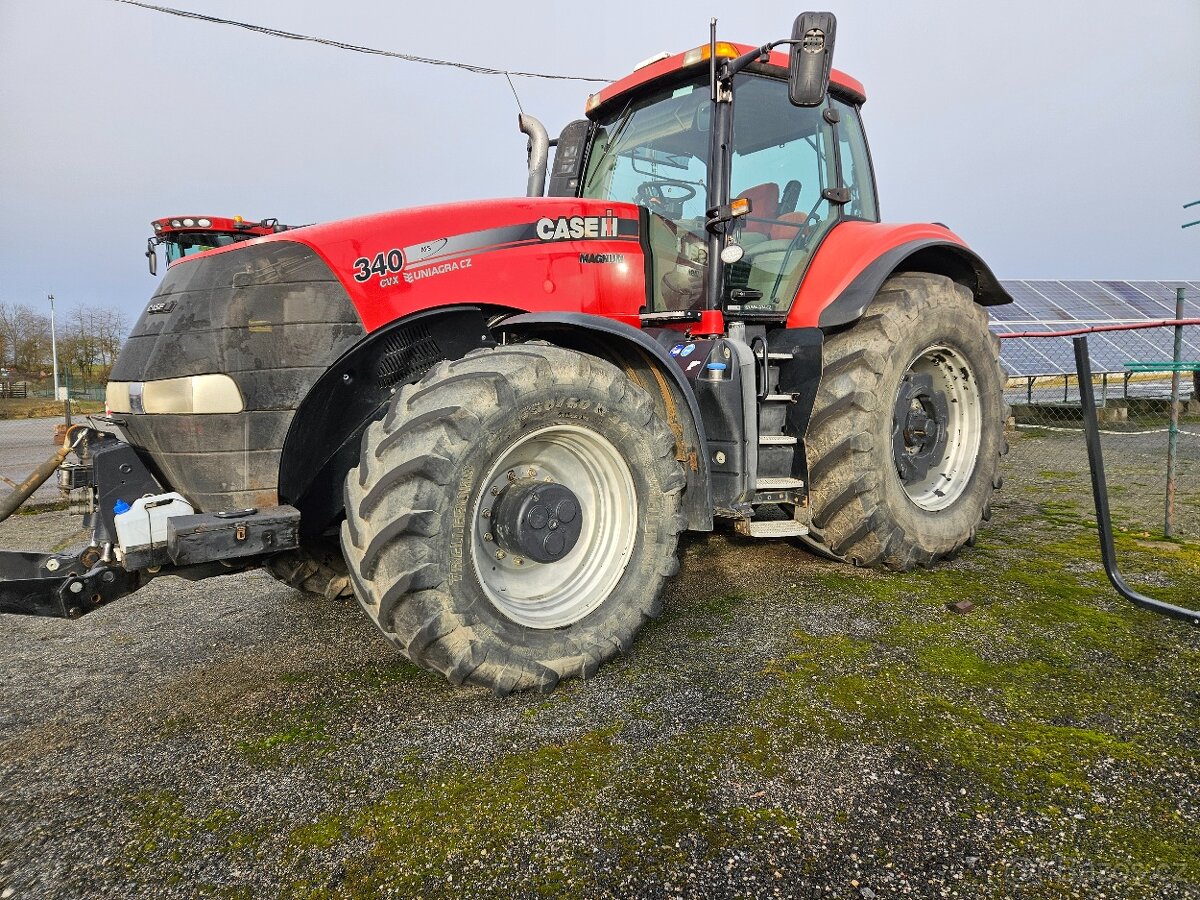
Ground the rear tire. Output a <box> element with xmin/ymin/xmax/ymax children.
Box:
<box><xmin>340</xmin><ymin>344</ymin><xmax>685</xmax><ymax>694</ymax></box>
<box><xmin>802</xmin><ymin>273</ymin><xmax>1007</xmax><ymax>570</ymax></box>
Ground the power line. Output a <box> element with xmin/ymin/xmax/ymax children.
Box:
<box><xmin>107</xmin><ymin>0</ymin><xmax>612</xmax><ymax>83</ymax></box>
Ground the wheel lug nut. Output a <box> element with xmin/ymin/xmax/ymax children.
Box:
<box><xmin>514</xmin><ymin>557</ymin><xmax>524</xmax><ymax>566</ymax></box>
<box><xmin>491</xmin><ymin>487</ymin><xmax>500</xmax><ymax>496</ymax></box>
<box><xmin>484</xmin><ymin>532</ymin><xmax>494</xmax><ymax>542</ymax></box>
<box><xmin>482</xmin><ymin>508</ymin><xmax>491</xmax><ymax>518</ymax></box>
<box><xmin>495</xmin><ymin>550</ymin><xmax>506</xmax><ymax>560</ymax></box>
<box><xmin>527</xmin><ymin>467</ymin><xmax>537</xmax><ymax>478</ymax></box>
<box><xmin>507</xmin><ymin>470</ymin><xmax>517</xmax><ymax>482</ymax></box>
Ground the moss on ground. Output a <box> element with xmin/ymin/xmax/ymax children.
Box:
<box><xmin>114</xmin><ymin>454</ymin><xmax>1200</xmax><ymax>895</ymax></box>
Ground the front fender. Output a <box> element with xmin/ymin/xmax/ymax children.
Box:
<box><xmin>786</xmin><ymin>221</ymin><xmax>1012</xmax><ymax>329</ymax></box>
<box><xmin>279</xmin><ymin>305</ymin><xmax>495</xmax><ymax>540</ymax></box>
<box><xmin>496</xmin><ymin>312</ymin><xmax>713</xmax><ymax>532</ymax></box>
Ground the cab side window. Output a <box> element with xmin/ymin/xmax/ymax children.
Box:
<box><xmin>831</xmin><ymin>98</ymin><xmax>878</xmax><ymax>221</ymax></box>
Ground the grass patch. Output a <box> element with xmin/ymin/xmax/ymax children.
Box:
<box><xmin>0</xmin><ymin>398</ymin><xmax>103</xmax><ymax>419</ymax></box>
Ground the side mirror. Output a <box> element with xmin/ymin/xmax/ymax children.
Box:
<box><xmin>146</xmin><ymin>238</ymin><xmax>158</xmax><ymax>276</ymax></box>
<box><xmin>547</xmin><ymin>119</ymin><xmax>591</xmax><ymax>197</ymax></box>
<box><xmin>788</xmin><ymin>11</ymin><xmax>837</xmax><ymax>107</ymax></box>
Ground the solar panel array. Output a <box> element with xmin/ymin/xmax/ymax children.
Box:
<box><xmin>991</xmin><ymin>280</ymin><xmax>1200</xmax><ymax>377</ymax></box>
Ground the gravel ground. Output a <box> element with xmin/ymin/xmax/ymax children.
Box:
<box><xmin>0</xmin><ymin>429</ymin><xmax>1197</xmax><ymax>899</ymax></box>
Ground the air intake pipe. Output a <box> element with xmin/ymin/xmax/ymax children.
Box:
<box><xmin>519</xmin><ymin>114</ymin><xmax>550</xmax><ymax>197</ymax></box>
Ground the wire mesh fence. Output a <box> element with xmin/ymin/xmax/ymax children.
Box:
<box><xmin>0</xmin><ymin>412</ymin><xmax>68</xmax><ymax>504</ymax></box>
<box><xmin>998</xmin><ymin>323</ymin><xmax>1199</xmax><ymax>540</ymax></box>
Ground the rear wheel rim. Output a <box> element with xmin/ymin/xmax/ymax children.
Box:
<box><xmin>892</xmin><ymin>344</ymin><xmax>982</xmax><ymax>511</ymax></box>
<box><xmin>470</xmin><ymin>425</ymin><xmax>637</xmax><ymax>629</ymax></box>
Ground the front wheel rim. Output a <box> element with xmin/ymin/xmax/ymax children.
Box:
<box><xmin>470</xmin><ymin>425</ymin><xmax>638</xmax><ymax>629</ymax></box>
<box><xmin>892</xmin><ymin>344</ymin><xmax>983</xmax><ymax>511</ymax></box>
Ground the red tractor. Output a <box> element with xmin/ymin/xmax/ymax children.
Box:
<box><xmin>145</xmin><ymin>215</ymin><xmax>295</xmax><ymax>275</ymax></box>
<box><xmin>0</xmin><ymin>13</ymin><xmax>1010</xmax><ymax>693</ymax></box>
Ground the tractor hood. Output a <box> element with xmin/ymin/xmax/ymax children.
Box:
<box><xmin>234</xmin><ymin>197</ymin><xmax>649</xmax><ymax>331</ymax></box>
<box><xmin>108</xmin><ymin>197</ymin><xmax>649</xmax><ymax>512</ymax></box>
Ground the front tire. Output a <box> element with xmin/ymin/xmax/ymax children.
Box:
<box><xmin>803</xmin><ymin>273</ymin><xmax>1007</xmax><ymax>570</ymax></box>
<box><xmin>341</xmin><ymin>345</ymin><xmax>686</xmax><ymax>694</ymax></box>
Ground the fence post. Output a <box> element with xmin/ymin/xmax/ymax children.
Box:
<box><xmin>1164</xmin><ymin>287</ymin><xmax>1185</xmax><ymax>537</ymax></box>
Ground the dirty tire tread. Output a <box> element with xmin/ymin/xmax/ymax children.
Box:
<box><xmin>802</xmin><ymin>272</ymin><xmax>1009</xmax><ymax>571</ymax></box>
<box><xmin>341</xmin><ymin>344</ymin><xmax>684</xmax><ymax>694</ymax></box>
<box><xmin>265</xmin><ymin>543</ymin><xmax>354</xmax><ymax>600</ymax></box>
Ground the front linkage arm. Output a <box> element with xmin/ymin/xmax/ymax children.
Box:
<box><xmin>0</xmin><ymin>426</ymin><xmax>304</xmax><ymax>620</ymax></box>
<box><xmin>0</xmin><ymin>426</ymin><xmax>142</xmax><ymax>618</ymax></box>
<box><xmin>0</xmin><ymin>547</ymin><xmax>139</xmax><ymax>619</ymax></box>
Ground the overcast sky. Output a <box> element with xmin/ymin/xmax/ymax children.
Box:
<box><xmin>1</xmin><ymin>0</ymin><xmax>1197</xmax><ymax>323</ymax></box>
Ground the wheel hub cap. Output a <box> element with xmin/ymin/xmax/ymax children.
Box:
<box><xmin>892</xmin><ymin>372</ymin><xmax>949</xmax><ymax>483</ymax></box>
<box><xmin>492</xmin><ymin>481</ymin><xmax>583</xmax><ymax>563</ymax></box>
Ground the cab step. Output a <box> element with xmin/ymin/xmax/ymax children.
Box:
<box><xmin>762</xmin><ymin>393</ymin><xmax>795</xmax><ymax>402</ymax></box>
<box><xmin>734</xmin><ymin>519</ymin><xmax>810</xmax><ymax>538</ymax></box>
<box><xmin>756</xmin><ymin>476</ymin><xmax>805</xmax><ymax>490</ymax></box>
<box><xmin>759</xmin><ymin>434</ymin><xmax>797</xmax><ymax>446</ymax></box>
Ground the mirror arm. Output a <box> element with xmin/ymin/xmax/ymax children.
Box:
<box><xmin>722</xmin><ymin>38</ymin><xmax>798</xmax><ymax>80</ymax></box>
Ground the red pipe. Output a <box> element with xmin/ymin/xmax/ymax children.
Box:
<box><xmin>998</xmin><ymin>318</ymin><xmax>1200</xmax><ymax>339</ymax></box>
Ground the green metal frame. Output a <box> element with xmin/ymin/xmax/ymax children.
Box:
<box><xmin>1124</xmin><ymin>361</ymin><xmax>1200</xmax><ymax>373</ymax></box>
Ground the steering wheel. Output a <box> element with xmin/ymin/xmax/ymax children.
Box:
<box><xmin>636</xmin><ymin>180</ymin><xmax>698</xmax><ymax>216</ymax></box>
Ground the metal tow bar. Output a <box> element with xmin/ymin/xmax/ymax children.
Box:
<box><xmin>1073</xmin><ymin>336</ymin><xmax>1199</xmax><ymax>626</ymax></box>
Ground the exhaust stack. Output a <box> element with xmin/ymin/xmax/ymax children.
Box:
<box><xmin>518</xmin><ymin>114</ymin><xmax>550</xmax><ymax>197</ymax></box>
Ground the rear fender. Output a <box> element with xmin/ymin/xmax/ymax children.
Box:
<box><xmin>279</xmin><ymin>305</ymin><xmax>496</xmax><ymax>540</ymax></box>
<box><xmin>786</xmin><ymin>221</ymin><xmax>1012</xmax><ymax>329</ymax></box>
<box><xmin>496</xmin><ymin>312</ymin><xmax>713</xmax><ymax>532</ymax></box>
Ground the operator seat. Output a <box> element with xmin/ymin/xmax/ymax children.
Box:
<box><xmin>735</xmin><ymin>182</ymin><xmax>780</xmax><ymax>251</ymax></box>
<box><xmin>740</xmin><ymin>211</ymin><xmax>814</xmax><ymax>303</ymax></box>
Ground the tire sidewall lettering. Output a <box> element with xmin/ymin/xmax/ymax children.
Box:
<box><xmin>444</xmin><ymin>387</ymin><xmax>664</xmax><ymax>648</ymax></box>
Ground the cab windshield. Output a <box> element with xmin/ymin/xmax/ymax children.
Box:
<box><xmin>582</xmin><ymin>78</ymin><xmax>709</xmax><ymax>224</ymax></box>
<box><xmin>582</xmin><ymin>73</ymin><xmax>838</xmax><ymax>314</ymax></box>
<box><xmin>163</xmin><ymin>232</ymin><xmax>245</xmax><ymax>264</ymax></box>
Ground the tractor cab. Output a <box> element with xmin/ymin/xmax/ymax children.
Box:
<box><xmin>145</xmin><ymin>215</ymin><xmax>293</xmax><ymax>275</ymax></box>
<box><xmin>550</xmin><ymin>24</ymin><xmax>877</xmax><ymax>323</ymax></box>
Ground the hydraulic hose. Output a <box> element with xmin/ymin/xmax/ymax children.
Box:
<box><xmin>0</xmin><ymin>425</ymin><xmax>86</xmax><ymax>524</ymax></box>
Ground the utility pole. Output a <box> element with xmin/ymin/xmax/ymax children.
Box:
<box><xmin>48</xmin><ymin>293</ymin><xmax>60</xmax><ymax>402</ymax></box>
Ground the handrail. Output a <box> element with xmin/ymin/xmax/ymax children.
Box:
<box><xmin>1073</xmin><ymin>336</ymin><xmax>1199</xmax><ymax>626</ymax></box>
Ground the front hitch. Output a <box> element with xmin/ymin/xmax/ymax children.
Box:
<box><xmin>0</xmin><ymin>547</ymin><xmax>138</xmax><ymax>619</ymax></box>
<box><xmin>1</xmin><ymin>424</ymin><xmax>304</xmax><ymax>619</ymax></box>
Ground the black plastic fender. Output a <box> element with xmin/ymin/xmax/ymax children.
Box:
<box><xmin>496</xmin><ymin>312</ymin><xmax>713</xmax><ymax>532</ymax></box>
<box><xmin>817</xmin><ymin>239</ymin><xmax>1012</xmax><ymax>330</ymax></box>
<box><xmin>279</xmin><ymin>306</ymin><xmax>495</xmax><ymax>540</ymax></box>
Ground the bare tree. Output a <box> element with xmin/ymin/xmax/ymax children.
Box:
<box><xmin>0</xmin><ymin>304</ymin><xmax>52</xmax><ymax>376</ymax></box>
<box><xmin>0</xmin><ymin>301</ymin><xmax>128</xmax><ymax>383</ymax></box>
